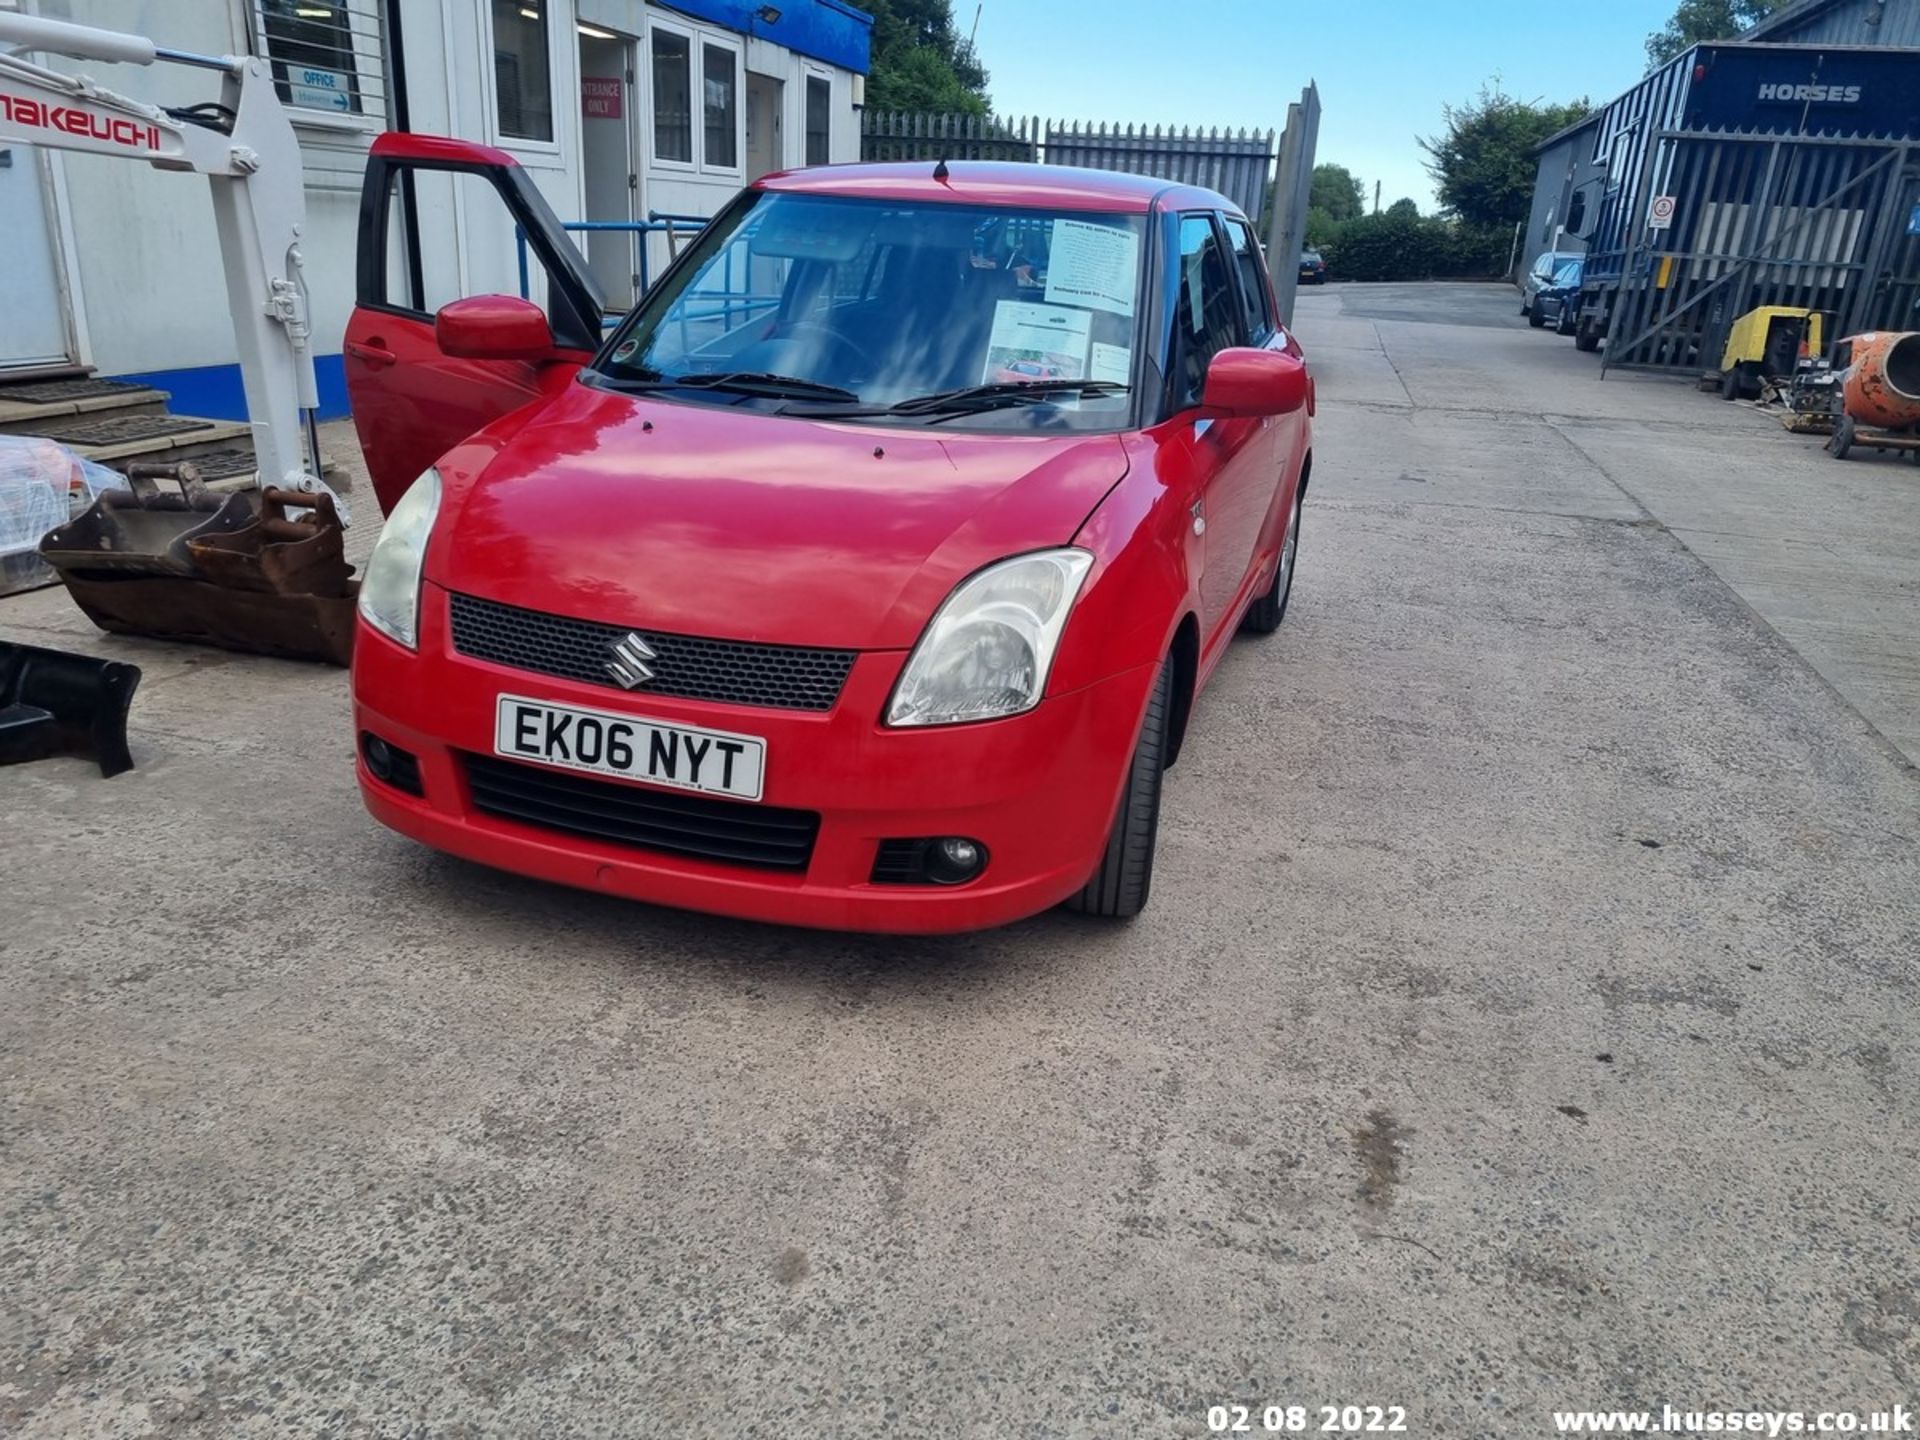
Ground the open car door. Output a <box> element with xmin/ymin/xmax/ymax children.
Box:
<box><xmin>346</xmin><ymin>134</ymin><xmax>605</xmax><ymax>513</ymax></box>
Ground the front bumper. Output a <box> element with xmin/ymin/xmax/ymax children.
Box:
<box><xmin>351</xmin><ymin>584</ymin><xmax>1159</xmax><ymax>933</ymax></box>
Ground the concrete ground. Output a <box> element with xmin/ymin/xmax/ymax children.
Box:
<box><xmin>2</xmin><ymin>283</ymin><xmax>1917</xmax><ymax>1438</ymax></box>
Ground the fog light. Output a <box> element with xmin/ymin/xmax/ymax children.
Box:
<box><xmin>360</xmin><ymin>731</ymin><xmax>423</xmax><ymax>796</ymax></box>
<box><xmin>925</xmin><ymin>836</ymin><xmax>986</xmax><ymax>885</ymax></box>
<box><xmin>365</xmin><ymin>735</ymin><xmax>393</xmax><ymax>780</ymax></box>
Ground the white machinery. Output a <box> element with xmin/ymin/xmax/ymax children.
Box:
<box><xmin>0</xmin><ymin>12</ymin><xmax>324</xmax><ymax>495</ymax></box>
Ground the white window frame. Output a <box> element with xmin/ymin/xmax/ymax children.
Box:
<box><xmin>484</xmin><ymin>0</ymin><xmax>562</xmax><ymax>157</ymax></box>
<box><xmin>251</xmin><ymin>0</ymin><xmax>386</xmax><ymax>133</ymax></box>
<box><xmin>802</xmin><ymin>64</ymin><xmax>833</xmax><ymax>168</ymax></box>
<box><xmin>646</xmin><ymin>18</ymin><xmax>699</xmax><ymax>174</ymax></box>
<box><xmin>696</xmin><ymin>32</ymin><xmax>744</xmax><ymax>178</ymax></box>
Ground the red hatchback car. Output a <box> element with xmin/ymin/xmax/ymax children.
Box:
<box><xmin>344</xmin><ymin>137</ymin><xmax>1313</xmax><ymax>933</ymax></box>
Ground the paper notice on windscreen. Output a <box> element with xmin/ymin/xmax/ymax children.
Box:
<box><xmin>1044</xmin><ymin>219</ymin><xmax>1139</xmax><ymax>317</ymax></box>
<box><xmin>1090</xmin><ymin>341</ymin><xmax>1132</xmax><ymax>386</ymax></box>
<box><xmin>982</xmin><ymin>301</ymin><xmax>1092</xmax><ymax>384</ymax></box>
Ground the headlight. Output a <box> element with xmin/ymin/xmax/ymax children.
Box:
<box><xmin>356</xmin><ymin>467</ymin><xmax>441</xmax><ymax>649</ymax></box>
<box><xmin>886</xmin><ymin>549</ymin><xmax>1094</xmax><ymax>727</ymax></box>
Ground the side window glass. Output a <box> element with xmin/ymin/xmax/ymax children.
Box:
<box><xmin>702</xmin><ymin>43</ymin><xmax>738</xmax><ymax>169</ymax></box>
<box><xmin>652</xmin><ymin>30</ymin><xmax>693</xmax><ymax>163</ymax></box>
<box><xmin>1225</xmin><ymin>217</ymin><xmax>1272</xmax><ymax>341</ymax></box>
<box><xmin>373</xmin><ymin>167</ymin><xmax>553</xmax><ymax>318</ymax></box>
<box><xmin>1174</xmin><ymin>214</ymin><xmax>1246</xmax><ymax>406</ymax></box>
<box><xmin>491</xmin><ymin>0</ymin><xmax>554</xmax><ymax>143</ymax></box>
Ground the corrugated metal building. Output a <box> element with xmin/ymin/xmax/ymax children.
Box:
<box><xmin>1522</xmin><ymin>0</ymin><xmax>1920</xmax><ymax>282</ymax></box>
<box><xmin>1521</xmin><ymin>0</ymin><xmax>1920</xmax><ymax>373</ymax></box>
<box><xmin>1523</xmin><ymin>116</ymin><xmax>1603</xmax><ymax>275</ymax></box>
<box><xmin>1745</xmin><ymin>0</ymin><xmax>1920</xmax><ymax>47</ymax></box>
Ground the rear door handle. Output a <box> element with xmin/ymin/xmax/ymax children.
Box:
<box><xmin>346</xmin><ymin>340</ymin><xmax>395</xmax><ymax>368</ymax></box>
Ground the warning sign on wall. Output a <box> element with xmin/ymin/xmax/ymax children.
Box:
<box><xmin>1648</xmin><ymin>195</ymin><xmax>1676</xmax><ymax>230</ymax></box>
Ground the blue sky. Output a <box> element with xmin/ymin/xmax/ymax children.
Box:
<box><xmin>969</xmin><ymin>0</ymin><xmax>1681</xmax><ymax>212</ymax></box>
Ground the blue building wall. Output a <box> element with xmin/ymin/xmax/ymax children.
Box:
<box><xmin>656</xmin><ymin>0</ymin><xmax>872</xmax><ymax>72</ymax></box>
<box><xmin>110</xmin><ymin>354</ymin><xmax>352</xmax><ymax>423</ymax></box>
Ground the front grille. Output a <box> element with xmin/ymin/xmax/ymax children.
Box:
<box><xmin>464</xmin><ymin>752</ymin><xmax>819</xmax><ymax>872</ymax></box>
<box><xmin>449</xmin><ymin>592</ymin><xmax>855</xmax><ymax>712</ymax></box>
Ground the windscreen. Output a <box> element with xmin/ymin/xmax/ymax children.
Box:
<box><xmin>593</xmin><ymin>191</ymin><xmax>1149</xmax><ymax>429</ymax></box>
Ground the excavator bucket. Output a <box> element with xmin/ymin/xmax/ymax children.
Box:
<box><xmin>39</xmin><ymin>463</ymin><xmax>360</xmax><ymax>666</ymax></box>
<box><xmin>39</xmin><ymin>462</ymin><xmax>254</xmax><ymax>580</ymax></box>
<box><xmin>186</xmin><ymin>487</ymin><xmax>352</xmax><ymax>596</ymax></box>
<box><xmin>0</xmin><ymin>640</ymin><xmax>141</xmax><ymax>777</ymax></box>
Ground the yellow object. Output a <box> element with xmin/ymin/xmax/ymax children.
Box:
<box><xmin>1721</xmin><ymin>307</ymin><xmax>1823</xmax><ymax>373</ymax></box>
<box><xmin>1655</xmin><ymin>255</ymin><xmax>1674</xmax><ymax>289</ymax></box>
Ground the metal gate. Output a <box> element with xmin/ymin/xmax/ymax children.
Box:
<box><xmin>1043</xmin><ymin>123</ymin><xmax>1276</xmax><ymax>221</ymax></box>
<box><xmin>1859</xmin><ymin>163</ymin><xmax>1920</xmax><ymax>334</ymax></box>
<box><xmin>859</xmin><ymin>113</ymin><xmax>1277</xmax><ymax>221</ymax></box>
<box><xmin>1600</xmin><ymin>129</ymin><xmax>1919</xmax><ymax>376</ymax></box>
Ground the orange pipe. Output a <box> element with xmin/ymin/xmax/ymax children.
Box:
<box><xmin>1841</xmin><ymin>331</ymin><xmax>1920</xmax><ymax>430</ymax></box>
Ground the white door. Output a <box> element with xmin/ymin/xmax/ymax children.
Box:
<box><xmin>746</xmin><ymin>72</ymin><xmax>782</xmax><ymax>183</ymax></box>
<box><xmin>0</xmin><ymin>144</ymin><xmax>72</xmax><ymax>369</ymax></box>
<box><xmin>578</xmin><ymin>32</ymin><xmax>637</xmax><ymax>312</ymax></box>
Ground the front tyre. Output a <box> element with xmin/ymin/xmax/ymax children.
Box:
<box><xmin>1240</xmin><ymin>487</ymin><xmax>1302</xmax><ymax>635</ymax></box>
<box><xmin>1064</xmin><ymin>660</ymin><xmax>1172</xmax><ymax>920</ymax></box>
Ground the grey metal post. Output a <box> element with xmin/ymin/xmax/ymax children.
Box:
<box><xmin>1266</xmin><ymin>81</ymin><xmax>1320</xmax><ymax>327</ymax></box>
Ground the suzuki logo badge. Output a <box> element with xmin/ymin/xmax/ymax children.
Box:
<box><xmin>607</xmin><ymin>632</ymin><xmax>658</xmax><ymax>689</ymax></box>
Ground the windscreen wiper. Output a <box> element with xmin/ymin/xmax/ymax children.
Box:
<box><xmin>779</xmin><ymin>379</ymin><xmax>1130</xmax><ymax>419</ymax></box>
<box><xmin>601</xmin><ymin>371</ymin><xmax>861</xmax><ymax>403</ymax></box>
<box><xmin>889</xmin><ymin>379</ymin><xmax>1130</xmax><ymax>414</ymax></box>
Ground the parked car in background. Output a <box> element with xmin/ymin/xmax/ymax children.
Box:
<box><xmin>1536</xmin><ymin>257</ymin><xmax>1584</xmax><ymax>334</ymax></box>
<box><xmin>1299</xmin><ymin>248</ymin><xmax>1327</xmax><ymax>285</ymax></box>
<box><xmin>1520</xmin><ymin>251</ymin><xmax>1583</xmax><ymax>329</ymax></box>
<box><xmin>344</xmin><ymin>143</ymin><xmax>1316</xmax><ymax>934</ymax></box>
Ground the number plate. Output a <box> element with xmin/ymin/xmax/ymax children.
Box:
<box><xmin>494</xmin><ymin>695</ymin><xmax>765</xmax><ymax>801</ymax></box>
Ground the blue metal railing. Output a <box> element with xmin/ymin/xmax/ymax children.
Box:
<box><xmin>516</xmin><ymin>211</ymin><xmax>710</xmax><ymax>319</ymax></box>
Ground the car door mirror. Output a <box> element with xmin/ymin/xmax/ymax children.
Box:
<box><xmin>1200</xmin><ymin>347</ymin><xmax>1308</xmax><ymax>417</ymax></box>
<box><xmin>434</xmin><ymin>295</ymin><xmax>555</xmax><ymax>362</ymax></box>
<box><xmin>1565</xmin><ymin>193</ymin><xmax>1588</xmax><ymax>236</ymax></box>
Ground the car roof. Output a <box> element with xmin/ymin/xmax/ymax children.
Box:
<box><xmin>756</xmin><ymin>161</ymin><xmax>1239</xmax><ymax>216</ymax></box>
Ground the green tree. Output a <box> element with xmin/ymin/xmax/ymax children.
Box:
<box><xmin>1309</xmin><ymin>163</ymin><xmax>1366</xmax><ymax>222</ymax></box>
<box><xmin>1645</xmin><ymin>0</ymin><xmax>1793</xmax><ymax>66</ymax></box>
<box><xmin>864</xmin><ymin>0</ymin><xmax>991</xmax><ymax>115</ymax></box>
<box><xmin>1386</xmin><ymin>196</ymin><xmax>1420</xmax><ymax>219</ymax></box>
<box><xmin>1418</xmin><ymin>84</ymin><xmax>1589</xmax><ymax>229</ymax></box>
<box><xmin>1302</xmin><ymin>207</ymin><xmax>1341</xmax><ymax>248</ymax></box>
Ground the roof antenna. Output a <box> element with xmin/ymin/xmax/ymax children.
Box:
<box><xmin>932</xmin><ymin>156</ymin><xmax>950</xmax><ymax>182</ymax></box>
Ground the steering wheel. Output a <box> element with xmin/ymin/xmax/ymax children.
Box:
<box><xmin>778</xmin><ymin>321</ymin><xmax>876</xmax><ymax>378</ymax></box>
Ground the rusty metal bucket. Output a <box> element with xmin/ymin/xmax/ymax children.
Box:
<box><xmin>37</xmin><ymin>462</ymin><xmax>254</xmax><ymax>581</ymax></box>
<box><xmin>39</xmin><ymin>462</ymin><xmax>360</xmax><ymax>666</ymax></box>
<box><xmin>53</xmin><ymin>574</ymin><xmax>358</xmax><ymax>665</ymax></box>
<box><xmin>186</xmin><ymin>487</ymin><xmax>353</xmax><ymax>597</ymax></box>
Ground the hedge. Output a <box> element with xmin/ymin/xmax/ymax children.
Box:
<box><xmin>1318</xmin><ymin>214</ymin><xmax>1511</xmax><ymax>282</ymax></box>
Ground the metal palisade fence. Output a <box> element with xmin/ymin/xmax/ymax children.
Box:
<box><xmin>860</xmin><ymin>113</ymin><xmax>1278</xmax><ymax>220</ymax></box>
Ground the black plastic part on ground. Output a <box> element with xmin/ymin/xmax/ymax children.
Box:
<box><xmin>0</xmin><ymin>641</ymin><xmax>141</xmax><ymax>778</ymax></box>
